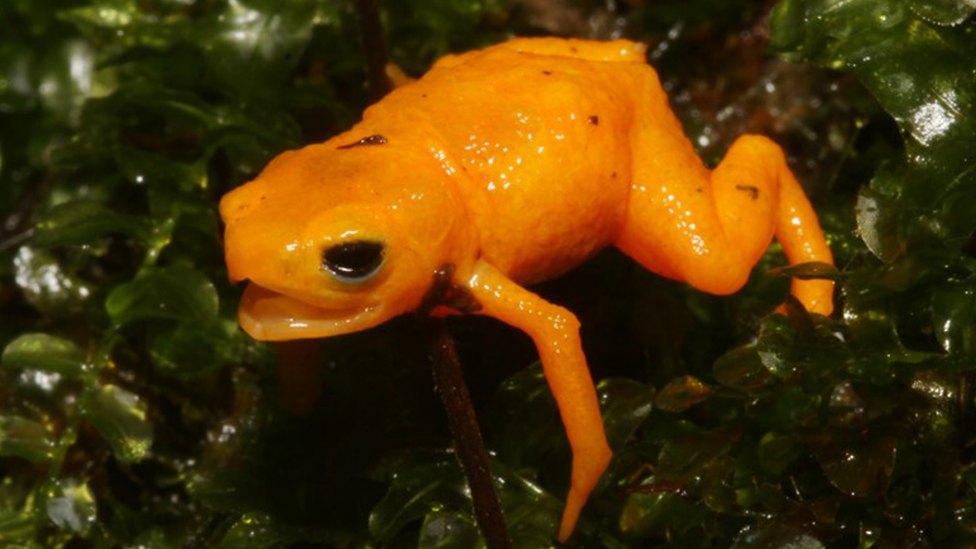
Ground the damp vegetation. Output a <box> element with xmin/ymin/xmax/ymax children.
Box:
<box><xmin>2</xmin><ymin>0</ymin><xmax>975</xmax><ymax>548</ymax></box>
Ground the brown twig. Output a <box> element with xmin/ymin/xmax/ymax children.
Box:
<box><xmin>351</xmin><ymin>0</ymin><xmax>393</xmax><ymax>100</ymax></box>
<box><xmin>427</xmin><ymin>318</ymin><xmax>514</xmax><ymax>549</ymax></box>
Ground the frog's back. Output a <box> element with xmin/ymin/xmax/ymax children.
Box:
<box><xmin>364</xmin><ymin>39</ymin><xmax>664</xmax><ymax>283</ymax></box>
<box><xmin>433</xmin><ymin>37</ymin><xmax>648</xmax><ymax>67</ymax></box>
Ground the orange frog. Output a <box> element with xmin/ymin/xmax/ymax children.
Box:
<box><xmin>220</xmin><ymin>38</ymin><xmax>834</xmax><ymax>541</ymax></box>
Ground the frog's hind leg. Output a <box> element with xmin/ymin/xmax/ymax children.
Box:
<box><xmin>615</xmin><ymin>106</ymin><xmax>834</xmax><ymax>314</ymax></box>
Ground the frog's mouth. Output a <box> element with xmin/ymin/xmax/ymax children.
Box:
<box><xmin>238</xmin><ymin>283</ymin><xmax>385</xmax><ymax>341</ymax></box>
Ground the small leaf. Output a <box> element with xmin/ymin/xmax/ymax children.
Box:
<box><xmin>657</xmin><ymin>432</ymin><xmax>734</xmax><ymax>480</ymax></box>
<box><xmin>1</xmin><ymin>333</ymin><xmax>86</xmax><ymax>377</ymax></box>
<box><xmin>34</xmin><ymin>200</ymin><xmax>151</xmax><ymax>247</ymax></box>
<box><xmin>910</xmin><ymin>371</ymin><xmax>962</xmax><ymax>448</ymax></box>
<box><xmin>909</xmin><ymin>0</ymin><xmax>976</xmax><ymax>26</ymax></box>
<box><xmin>764</xmin><ymin>384</ymin><xmax>823</xmax><ymax>432</ymax></box>
<box><xmin>654</xmin><ymin>376</ymin><xmax>713</xmax><ymax>412</ymax></box>
<box><xmin>0</xmin><ymin>510</ymin><xmax>34</xmax><ymax>545</ymax></box>
<box><xmin>489</xmin><ymin>459</ymin><xmax>561</xmax><ymax>546</ymax></box>
<box><xmin>734</xmin><ymin>482</ymin><xmax>788</xmax><ymax>515</ymax></box>
<box><xmin>932</xmin><ymin>278</ymin><xmax>976</xmax><ymax>356</ymax></box>
<box><xmin>854</xmin><ymin>187</ymin><xmax>902</xmax><ymax>263</ymax></box>
<box><xmin>809</xmin><ymin>426</ymin><xmax>897</xmax><ymax>497</ymax></box>
<box><xmin>485</xmin><ymin>363</ymin><xmax>564</xmax><ymax>471</ymax></box>
<box><xmin>699</xmin><ymin>455</ymin><xmax>737</xmax><ymax>513</ymax></box>
<box><xmin>733</xmin><ymin>525</ymin><xmax>825</xmax><ymax>549</ymax></box>
<box><xmin>0</xmin><ymin>416</ymin><xmax>56</xmax><ymax>463</ymax></box>
<box><xmin>758</xmin><ymin>432</ymin><xmax>802</xmax><ymax>476</ymax></box>
<box><xmin>148</xmin><ymin>318</ymin><xmax>243</xmax><ymax>377</ymax></box>
<box><xmin>46</xmin><ymin>480</ymin><xmax>96</xmax><ymax>534</ymax></box>
<box><xmin>713</xmin><ymin>345</ymin><xmax>772</xmax><ymax>394</ymax></box>
<box><xmin>418</xmin><ymin>511</ymin><xmax>480</xmax><ymax>549</ymax></box>
<box><xmin>368</xmin><ymin>455</ymin><xmax>466</xmax><ymax>543</ymax></box>
<box><xmin>757</xmin><ymin>316</ymin><xmax>800</xmax><ymax>378</ymax></box>
<box><xmin>619</xmin><ymin>491</ymin><xmax>703</xmax><ymax>538</ymax></box>
<box><xmin>767</xmin><ymin>261</ymin><xmax>843</xmax><ymax>281</ymax></box>
<box><xmin>216</xmin><ymin>513</ymin><xmax>289</xmax><ymax>549</ymax></box>
<box><xmin>84</xmin><ymin>384</ymin><xmax>153</xmax><ymax>462</ymax></box>
<box><xmin>597</xmin><ymin>378</ymin><xmax>655</xmax><ymax>451</ymax></box>
<box><xmin>106</xmin><ymin>264</ymin><xmax>219</xmax><ymax>327</ymax></box>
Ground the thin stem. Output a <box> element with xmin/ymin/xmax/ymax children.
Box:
<box><xmin>351</xmin><ymin>0</ymin><xmax>393</xmax><ymax>100</ymax></box>
<box><xmin>427</xmin><ymin>318</ymin><xmax>514</xmax><ymax>549</ymax></box>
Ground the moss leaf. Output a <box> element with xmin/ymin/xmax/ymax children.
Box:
<box><xmin>105</xmin><ymin>264</ymin><xmax>218</xmax><ymax>327</ymax></box>
<box><xmin>1</xmin><ymin>333</ymin><xmax>86</xmax><ymax>377</ymax></box>
<box><xmin>655</xmin><ymin>376</ymin><xmax>714</xmax><ymax>413</ymax></box>
<box><xmin>33</xmin><ymin>200</ymin><xmax>151</xmax><ymax>248</ymax></box>
<box><xmin>84</xmin><ymin>383</ymin><xmax>153</xmax><ymax>462</ymax></box>
<box><xmin>0</xmin><ymin>415</ymin><xmax>55</xmax><ymax>463</ymax></box>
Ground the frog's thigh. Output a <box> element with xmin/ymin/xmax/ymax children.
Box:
<box><xmin>464</xmin><ymin>261</ymin><xmax>612</xmax><ymax>542</ymax></box>
<box><xmin>616</xmin><ymin>134</ymin><xmax>834</xmax><ymax>315</ymax></box>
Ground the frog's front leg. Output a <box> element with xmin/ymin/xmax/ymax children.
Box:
<box><xmin>461</xmin><ymin>260</ymin><xmax>612</xmax><ymax>542</ymax></box>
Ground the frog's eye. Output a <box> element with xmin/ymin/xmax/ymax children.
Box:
<box><xmin>322</xmin><ymin>240</ymin><xmax>385</xmax><ymax>283</ymax></box>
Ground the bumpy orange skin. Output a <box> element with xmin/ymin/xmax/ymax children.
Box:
<box><xmin>220</xmin><ymin>37</ymin><xmax>834</xmax><ymax>541</ymax></box>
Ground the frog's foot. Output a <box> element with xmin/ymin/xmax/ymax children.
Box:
<box><xmin>559</xmin><ymin>440</ymin><xmax>613</xmax><ymax>542</ymax></box>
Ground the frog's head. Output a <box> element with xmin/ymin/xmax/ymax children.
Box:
<box><xmin>220</xmin><ymin>135</ymin><xmax>471</xmax><ymax>341</ymax></box>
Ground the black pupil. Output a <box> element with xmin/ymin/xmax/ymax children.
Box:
<box><xmin>323</xmin><ymin>240</ymin><xmax>384</xmax><ymax>280</ymax></box>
